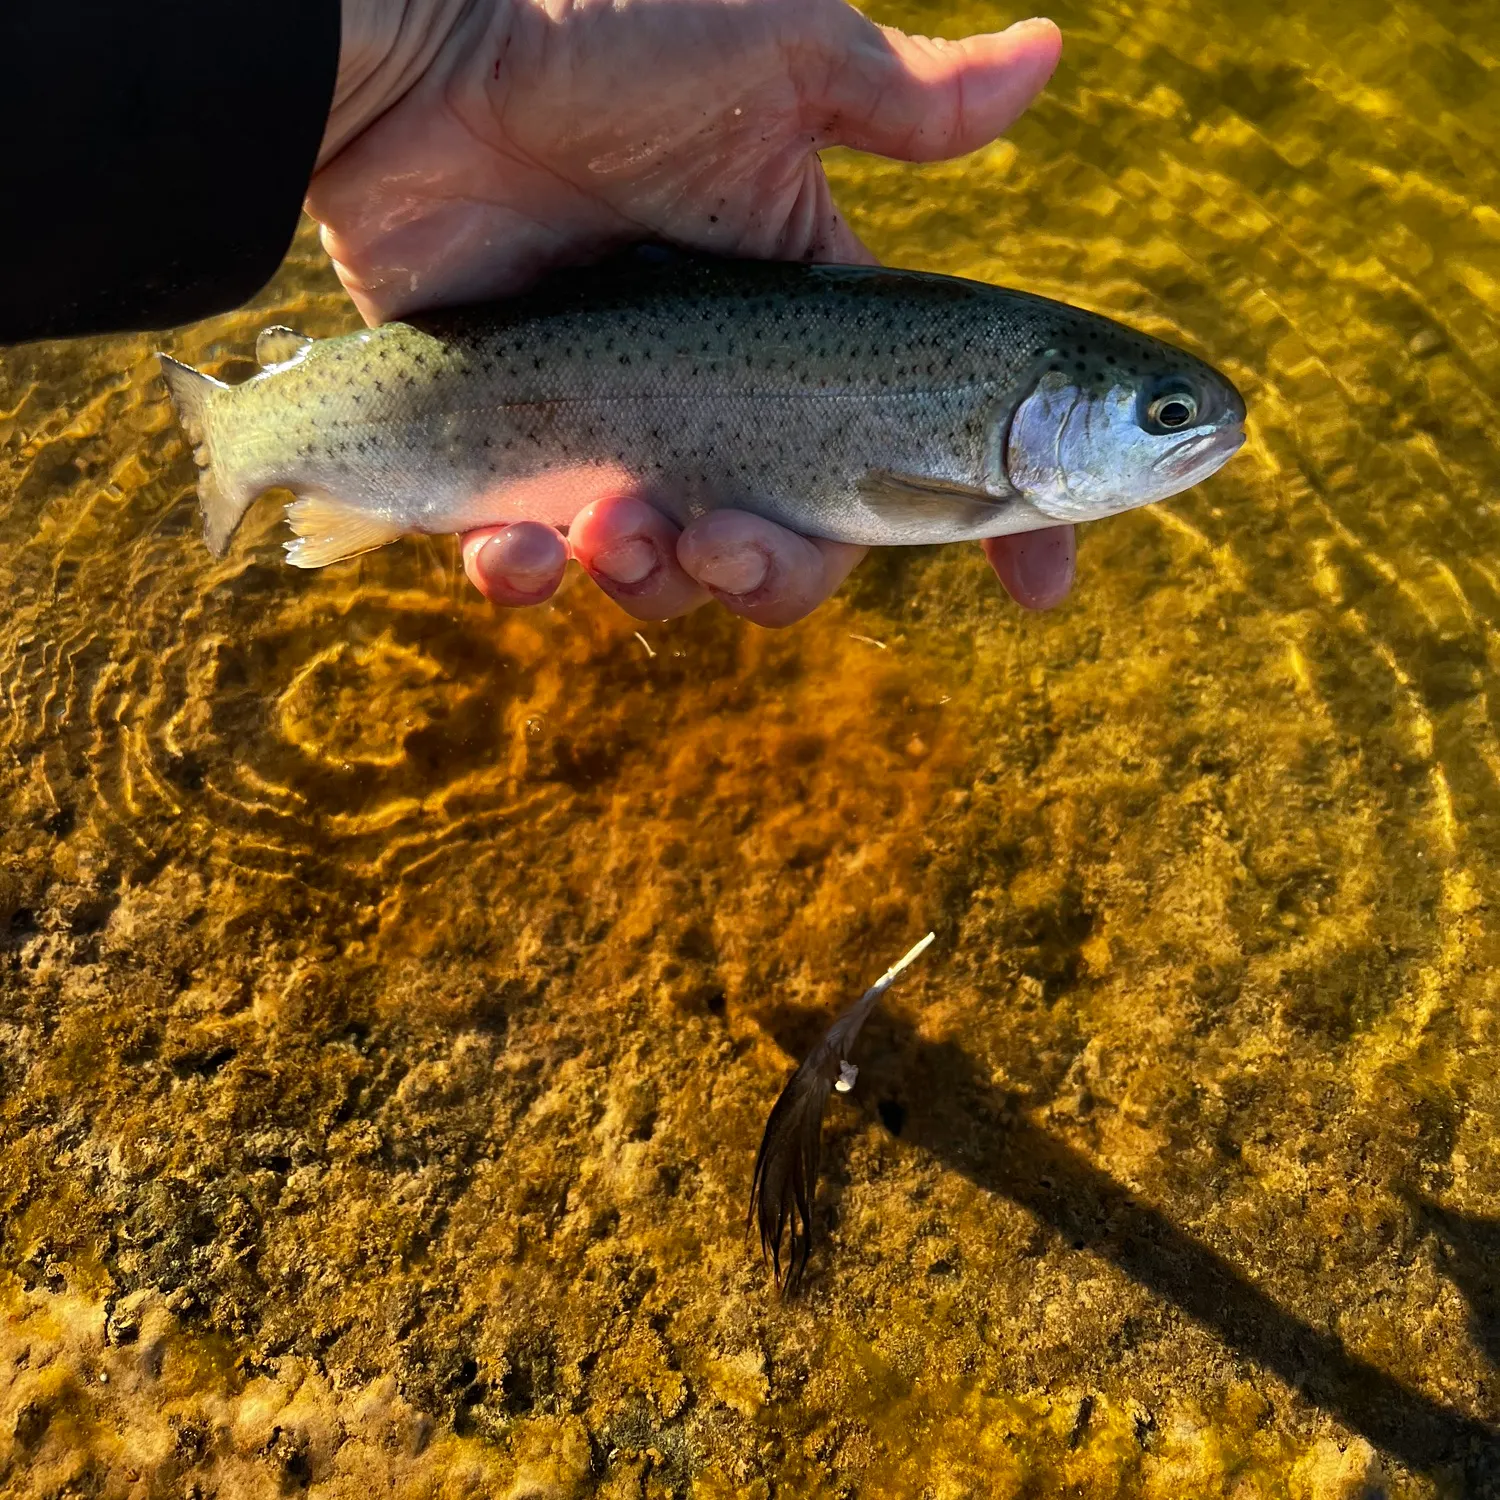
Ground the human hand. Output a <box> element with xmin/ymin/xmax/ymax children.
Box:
<box><xmin>309</xmin><ymin>0</ymin><xmax>1073</xmax><ymax>625</ymax></box>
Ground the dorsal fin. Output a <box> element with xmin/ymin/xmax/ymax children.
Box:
<box><xmin>256</xmin><ymin>326</ymin><xmax>314</xmax><ymax>368</ymax></box>
<box><xmin>856</xmin><ymin>469</ymin><xmax>1019</xmax><ymax>527</ymax></box>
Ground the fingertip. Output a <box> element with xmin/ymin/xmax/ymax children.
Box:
<box><xmin>980</xmin><ymin>16</ymin><xmax>1063</xmax><ymax>91</ymax></box>
<box><xmin>463</xmin><ymin>521</ymin><xmax>569</xmax><ymax>606</ymax></box>
<box><xmin>826</xmin><ymin>8</ymin><xmax>1062</xmax><ymax>162</ymax></box>
<box><xmin>1006</xmin><ymin>16</ymin><xmax>1063</xmax><ymax>61</ymax></box>
<box><xmin>570</xmin><ymin>495</ymin><xmax>710</xmax><ymax>620</ymax></box>
<box><xmin>937</xmin><ymin>17</ymin><xmax>1063</xmax><ymax>137</ymax></box>
<box><xmin>677</xmin><ymin>511</ymin><xmax>864</xmax><ymax>628</ymax></box>
<box><xmin>983</xmin><ymin>525</ymin><xmax>1076</xmax><ymax>611</ymax></box>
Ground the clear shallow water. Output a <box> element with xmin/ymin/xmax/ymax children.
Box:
<box><xmin>3</xmin><ymin>0</ymin><xmax>1500</xmax><ymax>1493</ymax></box>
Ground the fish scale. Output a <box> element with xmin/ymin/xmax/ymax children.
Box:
<box><xmin>156</xmin><ymin>254</ymin><xmax>1246</xmax><ymax>567</ymax></box>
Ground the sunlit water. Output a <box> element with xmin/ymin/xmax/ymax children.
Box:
<box><xmin>3</xmin><ymin>0</ymin><xmax>1500</xmax><ymax>1493</ymax></box>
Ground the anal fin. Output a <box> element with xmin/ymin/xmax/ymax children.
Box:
<box><xmin>284</xmin><ymin>496</ymin><xmax>405</xmax><ymax>568</ymax></box>
<box><xmin>857</xmin><ymin>469</ymin><xmax>1020</xmax><ymax>527</ymax></box>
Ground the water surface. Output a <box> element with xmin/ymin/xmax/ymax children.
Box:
<box><xmin>3</xmin><ymin>0</ymin><xmax>1500</xmax><ymax>1492</ymax></box>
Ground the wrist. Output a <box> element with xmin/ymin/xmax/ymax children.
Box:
<box><xmin>318</xmin><ymin>0</ymin><xmax>482</xmax><ymax>168</ymax></box>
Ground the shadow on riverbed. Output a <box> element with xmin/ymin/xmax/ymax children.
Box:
<box><xmin>1414</xmin><ymin>1199</ymin><xmax>1500</xmax><ymax>1387</ymax></box>
<box><xmin>762</xmin><ymin>1006</ymin><xmax>1500</xmax><ymax>1486</ymax></box>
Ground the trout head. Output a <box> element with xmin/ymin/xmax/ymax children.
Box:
<box><xmin>1003</xmin><ymin>324</ymin><xmax>1246</xmax><ymax>522</ymax></box>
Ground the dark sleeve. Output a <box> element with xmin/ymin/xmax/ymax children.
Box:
<box><xmin>0</xmin><ymin>0</ymin><xmax>340</xmax><ymax>344</ymax></box>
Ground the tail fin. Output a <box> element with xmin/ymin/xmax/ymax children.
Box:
<box><xmin>156</xmin><ymin>354</ymin><xmax>255</xmax><ymax>556</ymax></box>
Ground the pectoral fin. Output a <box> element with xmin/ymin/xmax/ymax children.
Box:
<box><xmin>857</xmin><ymin>469</ymin><xmax>1021</xmax><ymax>528</ymax></box>
<box><xmin>283</xmin><ymin>497</ymin><xmax>405</xmax><ymax>568</ymax></box>
<box><xmin>256</xmin><ymin>326</ymin><xmax>314</xmax><ymax>368</ymax></box>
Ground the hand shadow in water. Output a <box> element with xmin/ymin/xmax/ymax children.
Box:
<box><xmin>757</xmin><ymin>1003</ymin><xmax>1500</xmax><ymax>1484</ymax></box>
<box><xmin>1412</xmin><ymin>1197</ymin><xmax>1500</xmax><ymax>1378</ymax></box>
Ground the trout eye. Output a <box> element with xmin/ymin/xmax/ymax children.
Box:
<box><xmin>1147</xmin><ymin>392</ymin><xmax>1198</xmax><ymax>429</ymax></box>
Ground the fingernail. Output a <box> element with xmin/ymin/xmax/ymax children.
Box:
<box><xmin>482</xmin><ymin>528</ymin><xmax>559</xmax><ymax>589</ymax></box>
<box><xmin>593</xmin><ymin>536</ymin><xmax>658</xmax><ymax>587</ymax></box>
<box><xmin>1008</xmin><ymin>18</ymin><xmax>1063</xmax><ymax>51</ymax></box>
<box><xmin>694</xmin><ymin>546</ymin><xmax>769</xmax><ymax>596</ymax></box>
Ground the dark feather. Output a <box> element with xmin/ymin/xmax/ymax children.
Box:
<box><xmin>748</xmin><ymin>932</ymin><xmax>935</xmax><ymax>1294</ymax></box>
<box><xmin>749</xmin><ymin>1047</ymin><xmax>838</xmax><ymax>1292</ymax></box>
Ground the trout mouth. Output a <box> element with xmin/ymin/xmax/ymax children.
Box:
<box><xmin>1153</xmin><ymin>422</ymin><xmax>1245</xmax><ymax>486</ymax></box>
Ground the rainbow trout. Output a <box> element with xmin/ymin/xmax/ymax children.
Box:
<box><xmin>158</xmin><ymin>253</ymin><xmax>1246</xmax><ymax>567</ymax></box>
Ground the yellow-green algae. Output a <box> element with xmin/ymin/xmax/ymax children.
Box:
<box><xmin>4</xmin><ymin>0</ymin><xmax>1500</xmax><ymax>1492</ymax></box>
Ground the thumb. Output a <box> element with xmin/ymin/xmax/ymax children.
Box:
<box><xmin>804</xmin><ymin>13</ymin><xmax>1062</xmax><ymax>163</ymax></box>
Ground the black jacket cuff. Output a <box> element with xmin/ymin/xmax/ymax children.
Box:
<box><xmin>0</xmin><ymin>0</ymin><xmax>341</xmax><ymax>343</ymax></box>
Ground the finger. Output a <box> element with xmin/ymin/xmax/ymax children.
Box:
<box><xmin>569</xmin><ymin>495</ymin><xmax>710</xmax><ymax>621</ymax></box>
<box><xmin>676</xmin><ymin>510</ymin><xmax>865</xmax><ymax>629</ymax></box>
<box><xmin>806</xmin><ymin>13</ymin><xmax>1062</xmax><ymax>162</ymax></box>
<box><xmin>982</xmin><ymin>525</ymin><xmax>1076</xmax><ymax>610</ymax></box>
<box><xmin>462</xmin><ymin>521</ymin><xmax>569</xmax><ymax>605</ymax></box>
